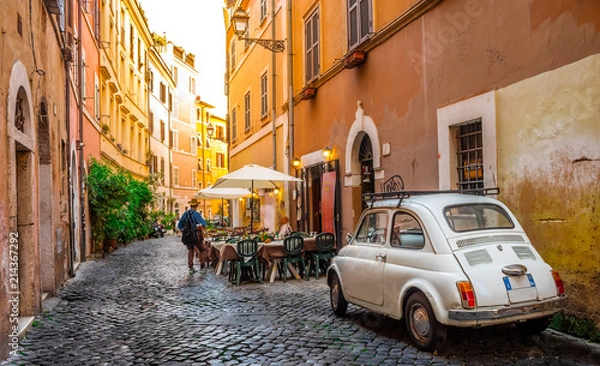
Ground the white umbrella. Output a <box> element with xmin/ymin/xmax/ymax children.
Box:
<box><xmin>196</xmin><ymin>187</ymin><xmax>251</xmax><ymax>199</ymax></box>
<box><xmin>196</xmin><ymin>187</ymin><xmax>251</xmax><ymax>227</ymax></box>
<box><xmin>212</xmin><ymin>163</ymin><xmax>302</xmax><ymax>233</ymax></box>
<box><xmin>212</xmin><ymin>163</ymin><xmax>301</xmax><ymax>189</ymax></box>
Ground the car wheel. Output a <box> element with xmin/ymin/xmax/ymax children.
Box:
<box><xmin>515</xmin><ymin>316</ymin><xmax>551</xmax><ymax>335</ymax></box>
<box><xmin>330</xmin><ymin>273</ymin><xmax>348</xmax><ymax>316</ymax></box>
<box><xmin>404</xmin><ymin>292</ymin><xmax>446</xmax><ymax>351</ymax></box>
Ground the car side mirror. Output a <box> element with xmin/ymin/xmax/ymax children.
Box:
<box><xmin>346</xmin><ymin>232</ymin><xmax>355</xmax><ymax>245</ymax></box>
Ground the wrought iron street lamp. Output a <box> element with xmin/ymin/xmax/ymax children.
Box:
<box><xmin>206</xmin><ymin>122</ymin><xmax>215</xmax><ymax>140</ymax></box>
<box><xmin>232</xmin><ymin>8</ymin><xmax>285</xmax><ymax>53</ymax></box>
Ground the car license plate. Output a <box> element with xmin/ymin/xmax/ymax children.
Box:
<box><xmin>503</xmin><ymin>273</ymin><xmax>536</xmax><ymax>290</ymax></box>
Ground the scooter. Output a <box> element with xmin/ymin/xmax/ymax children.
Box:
<box><xmin>150</xmin><ymin>221</ymin><xmax>166</xmax><ymax>238</ymax></box>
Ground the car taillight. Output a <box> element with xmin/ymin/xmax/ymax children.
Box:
<box><xmin>457</xmin><ymin>281</ymin><xmax>476</xmax><ymax>309</ymax></box>
<box><xmin>552</xmin><ymin>270</ymin><xmax>565</xmax><ymax>295</ymax></box>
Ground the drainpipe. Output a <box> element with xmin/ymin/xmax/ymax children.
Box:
<box><xmin>65</xmin><ymin>32</ymin><xmax>75</xmax><ymax>278</ymax></box>
<box><xmin>286</xmin><ymin>0</ymin><xmax>294</xmax><ymax>216</ymax></box>
<box><xmin>77</xmin><ymin>0</ymin><xmax>86</xmax><ymax>263</ymax></box>
<box><xmin>271</xmin><ymin>0</ymin><xmax>277</xmax><ymax>169</ymax></box>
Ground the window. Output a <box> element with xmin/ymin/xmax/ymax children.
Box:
<box><xmin>356</xmin><ymin>212</ymin><xmax>388</xmax><ymax>244</ymax></box>
<box><xmin>216</xmin><ymin>152</ymin><xmax>225</xmax><ymax>168</ymax></box>
<box><xmin>172</xmin><ymin>130</ymin><xmax>179</xmax><ymax>150</ymax></box>
<box><xmin>172</xmin><ymin>99</ymin><xmax>179</xmax><ymax>119</ymax></box>
<box><xmin>438</xmin><ymin>92</ymin><xmax>497</xmax><ymax>190</ymax></box>
<box><xmin>216</xmin><ymin>125</ymin><xmax>225</xmax><ymax>140</ymax></box>
<box><xmin>231</xmin><ymin>108</ymin><xmax>237</xmax><ymax>141</ymax></box>
<box><xmin>230</xmin><ymin>42</ymin><xmax>236</xmax><ymax>70</ymax></box>
<box><xmin>160</xmin><ymin>82</ymin><xmax>166</xmax><ymax>103</ymax></box>
<box><xmin>160</xmin><ymin>120</ymin><xmax>165</xmax><ymax>142</ymax></box>
<box><xmin>189</xmin><ymin>77</ymin><xmax>196</xmax><ymax>94</ymax></box>
<box><xmin>149</xmin><ymin>111</ymin><xmax>154</xmax><ymax>134</ymax></box>
<box><xmin>244</xmin><ymin>92</ymin><xmax>251</xmax><ymax>132</ymax></box>
<box><xmin>444</xmin><ymin>204</ymin><xmax>514</xmax><ymax>232</ymax></box>
<box><xmin>192</xmin><ymin>169</ymin><xmax>197</xmax><ymax>188</ymax></box>
<box><xmin>160</xmin><ymin>157</ymin><xmax>165</xmax><ymax>181</ymax></box>
<box><xmin>198</xmin><ymin>158</ymin><xmax>203</xmax><ymax>171</ymax></box>
<box><xmin>260</xmin><ymin>72</ymin><xmax>268</xmax><ymax>118</ymax></box>
<box><xmin>260</xmin><ymin>0</ymin><xmax>267</xmax><ymax>21</ymax></box>
<box><xmin>172</xmin><ymin>66</ymin><xmax>178</xmax><ymax>84</ymax></box>
<box><xmin>191</xmin><ymin>136</ymin><xmax>197</xmax><ymax>156</ymax></box>
<box><xmin>305</xmin><ymin>8</ymin><xmax>320</xmax><ymax>82</ymax></box>
<box><xmin>206</xmin><ymin>159</ymin><xmax>211</xmax><ymax>172</ymax></box>
<box><xmin>456</xmin><ymin>119</ymin><xmax>483</xmax><ymax>190</ymax></box>
<box><xmin>348</xmin><ymin>0</ymin><xmax>372</xmax><ymax>49</ymax></box>
<box><xmin>95</xmin><ymin>74</ymin><xmax>100</xmax><ymax>120</ymax></box>
<box><xmin>173</xmin><ymin>166</ymin><xmax>180</xmax><ymax>186</ymax></box>
<box><xmin>198</xmin><ymin>182</ymin><xmax>203</xmax><ymax>189</ymax></box>
<box><xmin>391</xmin><ymin>212</ymin><xmax>424</xmax><ymax>249</ymax></box>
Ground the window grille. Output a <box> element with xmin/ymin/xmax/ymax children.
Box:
<box><xmin>456</xmin><ymin>119</ymin><xmax>483</xmax><ymax>190</ymax></box>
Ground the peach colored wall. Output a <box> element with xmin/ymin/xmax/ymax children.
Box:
<box><xmin>291</xmin><ymin>0</ymin><xmax>600</xmax><ymax>322</ymax></box>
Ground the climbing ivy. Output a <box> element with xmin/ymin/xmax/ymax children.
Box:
<box><xmin>87</xmin><ymin>159</ymin><xmax>153</xmax><ymax>254</ymax></box>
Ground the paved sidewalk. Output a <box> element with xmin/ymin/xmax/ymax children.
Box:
<box><xmin>2</xmin><ymin>236</ymin><xmax>599</xmax><ymax>365</ymax></box>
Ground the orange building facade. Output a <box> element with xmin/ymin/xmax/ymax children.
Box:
<box><xmin>226</xmin><ymin>0</ymin><xmax>600</xmax><ymax>326</ymax></box>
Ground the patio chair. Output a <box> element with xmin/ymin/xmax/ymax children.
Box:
<box><xmin>307</xmin><ymin>232</ymin><xmax>336</xmax><ymax>280</ymax></box>
<box><xmin>233</xmin><ymin>239</ymin><xmax>262</xmax><ymax>285</ymax></box>
<box><xmin>282</xmin><ymin>235</ymin><xmax>306</xmax><ymax>282</ymax></box>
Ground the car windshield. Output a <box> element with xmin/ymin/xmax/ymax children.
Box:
<box><xmin>444</xmin><ymin>203</ymin><xmax>514</xmax><ymax>232</ymax></box>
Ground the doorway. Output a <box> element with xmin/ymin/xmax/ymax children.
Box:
<box><xmin>359</xmin><ymin>135</ymin><xmax>374</xmax><ymax>210</ymax></box>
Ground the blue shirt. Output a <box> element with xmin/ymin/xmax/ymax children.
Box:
<box><xmin>178</xmin><ymin>209</ymin><xmax>207</xmax><ymax>232</ymax></box>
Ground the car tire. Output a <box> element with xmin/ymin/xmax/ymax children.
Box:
<box><xmin>515</xmin><ymin>316</ymin><xmax>551</xmax><ymax>335</ymax></box>
<box><xmin>404</xmin><ymin>292</ymin><xmax>446</xmax><ymax>352</ymax></box>
<box><xmin>330</xmin><ymin>273</ymin><xmax>348</xmax><ymax>317</ymax></box>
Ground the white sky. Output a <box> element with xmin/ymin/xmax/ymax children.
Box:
<box><xmin>139</xmin><ymin>0</ymin><xmax>227</xmax><ymax>116</ymax></box>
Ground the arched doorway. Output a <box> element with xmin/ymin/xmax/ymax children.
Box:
<box><xmin>359</xmin><ymin>135</ymin><xmax>374</xmax><ymax>210</ymax></box>
<box><xmin>8</xmin><ymin>62</ymin><xmax>41</xmax><ymax>321</ymax></box>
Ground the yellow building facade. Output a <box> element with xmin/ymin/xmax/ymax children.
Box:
<box><xmin>99</xmin><ymin>0</ymin><xmax>152</xmax><ymax>178</ymax></box>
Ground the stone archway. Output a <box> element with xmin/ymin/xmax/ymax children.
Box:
<box><xmin>343</xmin><ymin>101</ymin><xmax>384</xmax><ymax>188</ymax></box>
<box><xmin>343</xmin><ymin>101</ymin><xmax>384</xmax><ymax>227</ymax></box>
<box><xmin>7</xmin><ymin>61</ymin><xmax>41</xmax><ymax>320</ymax></box>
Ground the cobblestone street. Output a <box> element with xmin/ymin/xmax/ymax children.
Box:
<box><xmin>3</xmin><ymin>235</ymin><xmax>599</xmax><ymax>366</ymax></box>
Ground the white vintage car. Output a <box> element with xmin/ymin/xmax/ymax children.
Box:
<box><xmin>327</xmin><ymin>189</ymin><xmax>568</xmax><ymax>351</ymax></box>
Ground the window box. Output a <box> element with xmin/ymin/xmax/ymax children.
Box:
<box><xmin>300</xmin><ymin>87</ymin><xmax>316</xmax><ymax>100</ymax></box>
<box><xmin>344</xmin><ymin>50</ymin><xmax>366</xmax><ymax>69</ymax></box>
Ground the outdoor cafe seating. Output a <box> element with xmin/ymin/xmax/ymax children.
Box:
<box><xmin>231</xmin><ymin>239</ymin><xmax>262</xmax><ymax>285</ymax></box>
<box><xmin>206</xmin><ymin>231</ymin><xmax>335</xmax><ymax>284</ymax></box>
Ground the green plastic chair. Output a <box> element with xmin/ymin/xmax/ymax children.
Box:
<box><xmin>307</xmin><ymin>232</ymin><xmax>336</xmax><ymax>279</ymax></box>
<box><xmin>282</xmin><ymin>235</ymin><xmax>306</xmax><ymax>282</ymax></box>
<box><xmin>234</xmin><ymin>239</ymin><xmax>262</xmax><ymax>285</ymax></box>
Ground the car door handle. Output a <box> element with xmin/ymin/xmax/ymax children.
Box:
<box><xmin>376</xmin><ymin>253</ymin><xmax>386</xmax><ymax>260</ymax></box>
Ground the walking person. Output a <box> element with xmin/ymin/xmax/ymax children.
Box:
<box><xmin>178</xmin><ymin>198</ymin><xmax>207</xmax><ymax>274</ymax></box>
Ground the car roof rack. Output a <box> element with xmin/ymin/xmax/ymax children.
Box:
<box><xmin>363</xmin><ymin>187</ymin><xmax>500</xmax><ymax>208</ymax></box>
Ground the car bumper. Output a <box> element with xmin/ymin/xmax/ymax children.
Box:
<box><xmin>448</xmin><ymin>295</ymin><xmax>568</xmax><ymax>324</ymax></box>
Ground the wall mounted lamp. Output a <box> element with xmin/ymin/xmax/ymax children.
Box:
<box><xmin>231</xmin><ymin>8</ymin><xmax>285</xmax><ymax>53</ymax></box>
<box><xmin>322</xmin><ymin>146</ymin><xmax>332</xmax><ymax>159</ymax></box>
<box><xmin>292</xmin><ymin>157</ymin><xmax>301</xmax><ymax>168</ymax></box>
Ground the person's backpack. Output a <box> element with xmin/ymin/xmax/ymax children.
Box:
<box><xmin>180</xmin><ymin>211</ymin><xmax>198</xmax><ymax>246</ymax></box>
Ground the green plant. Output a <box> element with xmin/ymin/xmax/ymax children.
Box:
<box><xmin>550</xmin><ymin>312</ymin><xmax>600</xmax><ymax>343</ymax></box>
<box><xmin>87</xmin><ymin>159</ymin><xmax>153</xmax><ymax>254</ymax></box>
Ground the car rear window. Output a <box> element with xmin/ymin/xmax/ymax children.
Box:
<box><xmin>444</xmin><ymin>203</ymin><xmax>514</xmax><ymax>232</ymax></box>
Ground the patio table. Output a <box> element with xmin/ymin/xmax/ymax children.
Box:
<box><xmin>208</xmin><ymin>237</ymin><xmax>317</xmax><ymax>282</ymax></box>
